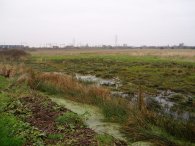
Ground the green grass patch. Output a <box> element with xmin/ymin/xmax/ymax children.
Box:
<box><xmin>101</xmin><ymin>102</ymin><xmax>128</xmax><ymax>123</ymax></box>
<box><xmin>37</xmin><ymin>82</ymin><xmax>63</xmax><ymax>96</ymax></box>
<box><xmin>144</xmin><ymin>125</ymin><xmax>193</xmax><ymax>146</ymax></box>
<box><xmin>0</xmin><ymin>76</ymin><xmax>9</xmax><ymax>89</ymax></box>
<box><xmin>48</xmin><ymin>133</ymin><xmax>64</xmax><ymax>140</ymax></box>
<box><xmin>0</xmin><ymin>113</ymin><xmax>26</xmax><ymax>146</ymax></box>
<box><xmin>56</xmin><ymin>112</ymin><xmax>83</xmax><ymax>126</ymax></box>
<box><xmin>96</xmin><ymin>134</ymin><xmax>114</xmax><ymax>146</ymax></box>
<box><xmin>0</xmin><ymin>93</ymin><xmax>11</xmax><ymax>112</ymax></box>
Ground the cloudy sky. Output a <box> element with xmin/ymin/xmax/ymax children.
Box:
<box><xmin>0</xmin><ymin>0</ymin><xmax>195</xmax><ymax>46</ymax></box>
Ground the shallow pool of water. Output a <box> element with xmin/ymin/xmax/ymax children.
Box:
<box><xmin>75</xmin><ymin>73</ymin><xmax>121</xmax><ymax>89</ymax></box>
<box><xmin>149</xmin><ymin>91</ymin><xmax>194</xmax><ymax>121</ymax></box>
<box><xmin>51</xmin><ymin>97</ymin><xmax>127</xmax><ymax>141</ymax></box>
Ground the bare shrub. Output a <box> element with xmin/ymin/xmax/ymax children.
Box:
<box><xmin>0</xmin><ymin>64</ymin><xmax>15</xmax><ymax>77</ymax></box>
<box><xmin>0</xmin><ymin>49</ymin><xmax>29</xmax><ymax>61</ymax></box>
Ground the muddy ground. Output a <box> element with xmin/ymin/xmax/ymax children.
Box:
<box><xmin>19</xmin><ymin>95</ymin><xmax>127</xmax><ymax>146</ymax></box>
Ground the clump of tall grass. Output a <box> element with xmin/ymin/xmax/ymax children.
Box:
<box><xmin>101</xmin><ymin>100</ymin><xmax>129</xmax><ymax>123</ymax></box>
<box><xmin>146</xmin><ymin>113</ymin><xmax>195</xmax><ymax>142</ymax></box>
<box><xmin>0</xmin><ymin>65</ymin><xmax>12</xmax><ymax>78</ymax></box>
<box><xmin>123</xmin><ymin>107</ymin><xmax>195</xmax><ymax>145</ymax></box>
<box><xmin>0</xmin><ymin>64</ymin><xmax>16</xmax><ymax>78</ymax></box>
<box><xmin>0</xmin><ymin>63</ymin><xmax>28</xmax><ymax>78</ymax></box>
<box><xmin>38</xmin><ymin>72</ymin><xmax>110</xmax><ymax>103</ymax></box>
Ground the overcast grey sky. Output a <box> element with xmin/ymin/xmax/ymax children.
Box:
<box><xmin>0</xmin><ymin>0</ymin><xmax>195</xmax><ymax>46</ymax></box>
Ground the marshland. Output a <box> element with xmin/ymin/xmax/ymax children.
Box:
<box><xmin>0</xmin><ymin>48</ymin><xmax>194</xmax><ymax>146</ymax></box>
<box><xmin>1</xmin><ymin>0</ymin><xmax>195</xmax><ymax>145</ymax></box>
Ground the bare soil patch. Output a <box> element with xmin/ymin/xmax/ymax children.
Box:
<box><xmin>20</xmin><ymin>96</ymin><xmax>98</xmax><ymax>145</ymax></box>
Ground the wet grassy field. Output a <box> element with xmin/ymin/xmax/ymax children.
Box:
<box><xmin>29</xmin><ymin>49</ymin><xmax>195</xmax><ymax>144</ymax></box>
<box><xmin>1</xmin><ymin>48</ymin><xmax>195</xmax><ymax>145</ymax></box>
<box><xmin>29</xmin><ymin>49</ymin><xmax>195</xmax><ymax>97</ymax></box>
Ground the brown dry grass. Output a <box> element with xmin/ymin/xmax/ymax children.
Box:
<box><xmin>0</xmin><ymin>64</ymin><xmax>17</xmax><ymax>77</ymax></box>
<box><xmin>39</xmin><ymin>72</ymin><xmax>111</xmax><ymax>103</ymax></box>
<box><xmin>0</xmin><ymin>63</ymin><xmax>29</xmax><ymax>78</ymax></box>
<box><xmin>30</xmin><ymin>48</ymin><xmax>195</xmax><ymax>60</ymax></box>
<box><xmin>0</xmin><ymin>63</ymin><xmax>114</xmax><ymax>104</ymax></box>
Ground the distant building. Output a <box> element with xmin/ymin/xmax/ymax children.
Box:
<box><xmin>179</xmin><ymin>43</ymin><xmax>184</xmax><ymax>48</ymax></box>
<box><xmin>123</xmin><ymin>44</ymin><xmax>127</xmax><ymax>47</ymax></box>
<box><xmin>52</xmin><ymin>46</ymin><xmax>59</xmax><ymax>49</ymax></box>
<box><xmin>0</xmin><ymin>45</ymin><xmax>27</xmax><ymax>49</ymax></box>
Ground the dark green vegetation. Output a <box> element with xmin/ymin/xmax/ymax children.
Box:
<box><xmin>96</xmin><ymin>134</ymin><xmax>115</xmax><ymax>146</ymax></box>
<box><xmin>0</xmin><ymin>113</ymin><xmax>27</xmax><ymax>146</ymax></box>
<box><xmin>0</xmin><ymin>77</ymin><xmax>43</xmax><ymax>146</ymax></box>
<box><xmin>0</xmin><ymin>77</ymin><xmax>24</xmax><ymax>146</ymax></box>
<box><xmin>56</xmin><ymin>112</ymin><xmax>83</xmax><ymax>126</ymax></box>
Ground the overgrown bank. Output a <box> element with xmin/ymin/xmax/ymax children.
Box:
<box><xmin>0</xmin><ymin>69</ymin><xmax>126</xmax><ymax>145</ymax></box>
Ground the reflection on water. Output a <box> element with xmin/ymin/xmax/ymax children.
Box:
<box><xmin>152</xmin><ymin>91</ymin><xmax>194</xmax><ymax>121</ymax></box>
<box><xmin>75</xmin><ymin>74</ymin><xmax>121</xmax><ymax>89</ymax></box>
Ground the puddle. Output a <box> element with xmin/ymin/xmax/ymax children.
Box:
<box><xmin>51</xmin><ymin>97</ymin><xmax>127</xmax><ymax>141</ymax></box>
<box><xmin>75</xmin><ymin>74</ymin><xmax>121</xmax><ymax>89</ymax></box>
<box><xmin>111</xmin><ymin>91</ymin><xmax>130</xmax><ymax>98</ymax></box>
<box><xmin>149</xmin><ymin>91</ymin><xmax>194</xmax><ymax>121</ymax></box>
<box><xmin>110</xmin><ymin>88</ymin><xmax>194</xmax><ymax>121</ymax></box>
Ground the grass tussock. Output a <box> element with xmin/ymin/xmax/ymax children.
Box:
<box><xmin>0</xmin><ymin>63</ymin><xmax>27</xmax><ymax>78</ymax></box>
<box><xmin>123</xmin><ymin>109</ymin><xmax>195</xmax><ymax>145</ymax></box>
<box><xmin>0</xmin><ymin>64</ymin><xmax>16</xmax><ymax>78</ymax></box>
<box><xmin>38</xmin><ymin>72</ymin><xmax>111</xmax><ymax>103</ymax></box>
